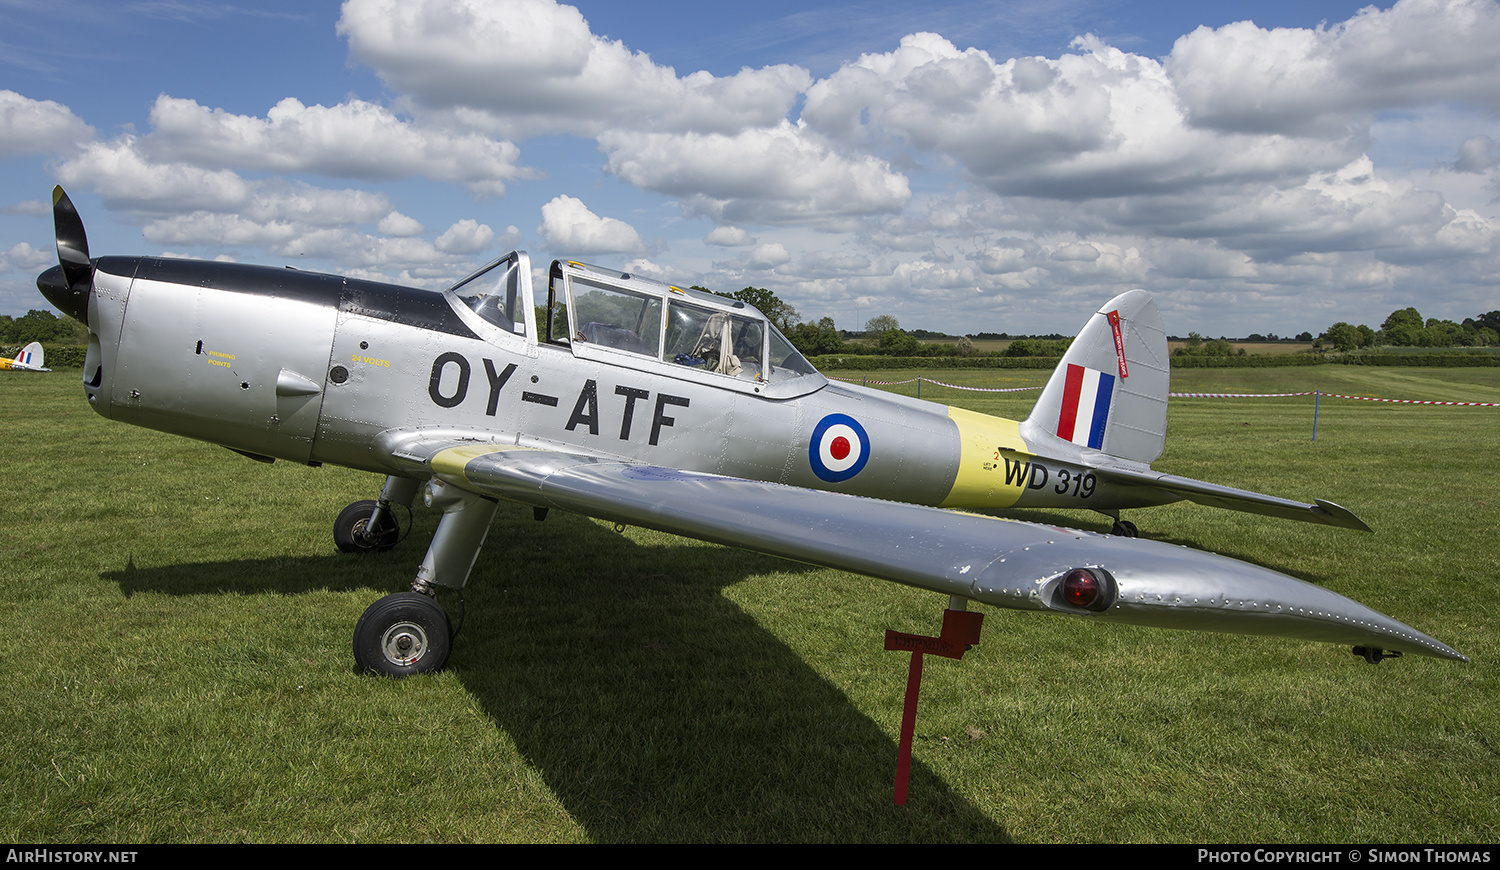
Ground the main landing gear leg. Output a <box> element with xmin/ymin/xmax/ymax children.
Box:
<box><xmin>352</xmin><ymin>479</ymin><xmax>499</xmax><ymax>677</ymax></box>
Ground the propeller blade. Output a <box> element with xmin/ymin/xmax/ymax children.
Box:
<box><xmin>54</xmin><ymin>186</ymin><xmax>91</xmax><ymax>285</ymax></box>
<box><xmin>37</xmin><ymin>186</ymin><xmax>93</xmax><ymax>325</ymax></box>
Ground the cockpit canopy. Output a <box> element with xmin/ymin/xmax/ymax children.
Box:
<box><xmin>449</xmin><ymin>251</ymin><xmax>529</xmax><ymax>337</ymax></box>
<box><xmin>444</xmin><ymin>252</ymin><xmax>825</xmax><ymax>399</ymax></box>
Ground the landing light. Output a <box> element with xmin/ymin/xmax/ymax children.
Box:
<box><xmin>1062</xmin><ymin>569</ymin><xmax>1099</xmax><ymax>607</ymax></box>
<box><xmin>1056</xmin><ymin>567</ymin><xmax>1116</xmax><ymax>612</ymax></box>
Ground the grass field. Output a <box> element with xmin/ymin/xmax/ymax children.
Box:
<box><xmin>3</xmin><ymin>366</ymin><xmax>1496</xmax><ymax>843</ymax></box>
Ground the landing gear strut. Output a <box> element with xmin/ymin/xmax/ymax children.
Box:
<box><xmin>333</xmin><ymin>500</ymin><xmax>399</xmax><ymax>553</ymax></box>
<box><xmin>333</xmin><ymin>476</ymin><xmax>419</xmax><ymax>554</ymax></box>
<box><xmin>348</xmin><ymin>475</ymin><xmax>499</xmax><ymax>677</ymax></box>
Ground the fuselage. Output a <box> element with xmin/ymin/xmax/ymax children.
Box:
<box><xmin>68</xmin><ymin>252</ymin><xmax>1151</xmax><ymax>516</ymax></box>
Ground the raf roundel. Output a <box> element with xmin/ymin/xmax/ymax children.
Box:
<box><xmin>810</xmin><ymin>413</ymin><xmax>870</xmax><ymax>482</ymax></box>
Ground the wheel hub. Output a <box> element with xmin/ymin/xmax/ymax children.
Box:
<box><xmin>380</xmin><ymin>621</ymin><xmax>428</xmax><ymax>666</ymax></box>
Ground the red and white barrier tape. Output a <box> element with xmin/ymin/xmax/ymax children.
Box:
<box><xmin>1317</xmin><ymin>393</ymin><xmax>1500</xmax><ymax>407</ymax></box>
<box><xmin>1169</xmin><ymin>391</ymin><xmax>1316</xmax><ymax>398</ymax></box>
<box><xmin>831</xmin><ymin>376</ymin><xmax>1500</xmax><ymax>405</ymax></box>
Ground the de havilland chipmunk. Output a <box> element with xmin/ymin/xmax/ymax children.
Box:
<box><xmin>35</xmin><ymin>187</ymin><xmax>1464</xmax><ymax>675</ymax></box>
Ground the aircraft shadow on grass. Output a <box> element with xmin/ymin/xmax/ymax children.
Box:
<box><xmin>105</xmin><ymin>505</ymin><xmax>1012</xmax><ymax>842</ymax></box>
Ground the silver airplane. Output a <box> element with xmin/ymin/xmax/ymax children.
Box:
<box><xmin>35</xmin><ymin>187</ymin><xmax>1464</xmax><ymax>675</ymax></box>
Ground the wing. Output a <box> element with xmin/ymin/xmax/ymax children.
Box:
<box><xmin>1092</xmin><ymin>464</ymin><xmax>1372</xmax><ymax>531</ymax></box>
<box><xmin>381</xmin><ymin>433</ymin><xmax>1460</xmax><ymax>661</ymax></box>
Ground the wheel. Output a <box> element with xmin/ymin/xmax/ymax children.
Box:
<box><xmin>1110</xmin><ymin>520</ymin><xmax>1139</xmax><ymax>538</ymax></box>
<box><xmin>353</xmin><ymin>592</ymin><xmax>452</xmax><ymax>676</ymax></box>
<box><xmin>334</xmin><ymin>500</ymin><xmax>399</xmax><ymax>554</ymax></box>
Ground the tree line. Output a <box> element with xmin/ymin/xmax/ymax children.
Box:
<box><xmin>1321</xmin><ymin>308</ymin><xmax>1499</xmax><ymax>352</ymax></box>
<box><xmin>0</xmin><ymin>310</ymin><xmax>88</xmax><ymax>345</ymax></box>
<box><xmin>719</xmin><ymin>284</ymin><xmax>1500</xmax><ymax>360</ymax></box>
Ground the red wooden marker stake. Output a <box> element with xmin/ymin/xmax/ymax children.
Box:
<box><xmin>884</xmin><ymin>608</ymin><xmax>984</xmax><ymax>806</ymax></box>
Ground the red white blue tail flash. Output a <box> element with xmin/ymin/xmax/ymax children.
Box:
<box><xmin>1056</xmin><ymin>364</ymin><xmax>1114</xmax><ymax>449</ymax></box>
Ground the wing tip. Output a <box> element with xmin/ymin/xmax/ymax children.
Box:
<box><xmin>1312</xmin><ymin>498</ymin><xmax>1374</xmax><ymax>532</ymax></box>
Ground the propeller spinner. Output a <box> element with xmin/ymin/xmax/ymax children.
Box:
<box><xmin>36</xmin><ymin>186</ymin><xmax>93</xmax><ymax>326</ymax></box>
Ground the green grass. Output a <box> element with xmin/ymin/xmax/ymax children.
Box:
<box><xmin>3</xmin><ymin>367</ymin><xmax>1497</xmax><ymax>842</ymax></box>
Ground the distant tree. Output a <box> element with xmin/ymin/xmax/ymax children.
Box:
<box><xmin>1424</xmin><ymin>318</ymin><xmax>1466</xmax><ymax>347</ymax></box>
<box><xmin>787</xmin><ymin>317</ymin><xmax>846</xmax><ymax>355</ymax></box>
<box><xmin>864</xmin><ymin>314</ymin><xmax>901</xmax><ymax>338</ymax></box>
<box><xmin>875</xmin><ymin>326</ymin><xmax>922</xmax><ymax>355</ymax></box>
<box><xmin>1173</xmin><ymin>335</ymin><xmax>1240</xmax><ymax>358</ymax></box>
<box><xmin>1005</xmin><ymin>338</ymin><xmax>1071</xmax><ymax>358</ymax></box>
<box><xmin>1381</xmin><ymin>308</ymin><xmax>1424</xmax><ymax>346</ymax></box>
<box><xmin>1324</xmin><ymin>322</ymin><xmax>1359</xmax><ymax>352</ymax></box>
<box><xmin>1295</xmin><ymin>331</ymin><xmax>1313</xmax><ymax>342</ymax></box>
<box><xmin>711</xmin><ymin>286</ymin><xmax>799</xmax><ymax>332</ymax></box>
<box><xmin>1</xmin><ymin>309</ymin><xmax>86</xmax><ymax>344</ymax></box>
<box><xmin>1476</xmin><ymin>310</ymin><xmax>1500</xmax><ymax>335</ymax></box>
<box><xmin>1383</xmin><ymin>307</ymin><xmax>1423</xmax><ymax>330</ymax></box>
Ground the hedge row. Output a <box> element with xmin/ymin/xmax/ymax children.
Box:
<box><xmin>807</xmin><ymin>354</ymin><xmax>1060</xmax><ymax>371</ymax></box>
<box><xmin>1330</xmin><ymin>353</ymin><xmax>1500</xmax><ymax>367</ymax></box>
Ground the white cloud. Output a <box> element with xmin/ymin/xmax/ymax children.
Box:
<box><xmin>601</xmin><ymin>122</ymin><xmax>910</xmax><ymax>227</ymax></box>
<box><xmin>803</xmin><ymin>31</ymin><xmax>1356</xmax><ymax>204</ymax></box>
<box><xmin>715</xmin><ymin>241</ymin><xmax>792</xmax><ymax>271</ymax></box>
<box><xmin>57</xmin><ymin>138</ymin><xmax>255</xmax><ymax>214</ymax></box>
<box><xmin>378</xmin><ymin>212</ymin><xmax>427</xmax><ymax>236</ymax></box>
<box><xmin>0</xmin><ymin>242</ymin><xmax>55</xmax><ymax>275</ymax></box>
<box><xmin>338</xmin><ymin>0</ymin><xmax>810</xmax><ymax>138</ymax></box>
<box><xmin>1167</xmin><ymin>0</ymin><xmax>1500</xmax><ymax>136</ymax></box>
<box><xmin>144</xmin><ymin>95</ymin><xmax>526</xmax><ymax>195</ymax></box>
<box><xmin>144</xmin><ymin>213</ymin><xmax>302</xmax><ymax>249</ymax></box>
<box><xmin>0</xmin><ymin>90</ymin><xmax>93</xmax><ymax>157</ymax></box>
<box><xmin>1</xmin><ymin>200</ymin><xmax>51</xmax><ymax>218</ymax></box>
<box><xmin>537</xmin><ymin>194</ymin><xmax>644</xmax><ymax>254</ymax></box>
<box><xmin>435</xmin><ymin>219</ymin><xmax>495</xmax><ymax>254</ymax></box>
<box><xmin>704</xmin><ymin>226</ymin><xmax>756</xmax><ymax>247</ymax></box>
<box><xmin>57</xmin><ymin>138</ymin><xmax>400</xmax><ymax>225</ymax></box>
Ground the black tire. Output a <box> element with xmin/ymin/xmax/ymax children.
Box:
<box><xmin>334</xmin><ymin>500</ymin><xmax>399</xmax><ymax>554</ymax></box>
<box><xmin>1110</xmin><ymin>520</ymin><xmax>1140</xmax><ymax>538</ymax></box>
<box><xmin>353</xmin><ymin>592</ymin><xmax>452</xmax><ymax>676</ymax></box>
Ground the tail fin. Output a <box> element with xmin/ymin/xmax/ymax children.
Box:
<box><xmin>17</xmin><ymin>342</ymin><xmax>44</xmax><ymax>369</ymax></box>
<box><xmin>1021</xmin><ymin>290</ymin><xmax>1169</xmax><ymax>466</ymax></box>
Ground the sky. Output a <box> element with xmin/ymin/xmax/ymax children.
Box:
<box><xmin>1</xmin><ymin>0</ymin><xmax>1497</xmax><ymax>337</ymax></box>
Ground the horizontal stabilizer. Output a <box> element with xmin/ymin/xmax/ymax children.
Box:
<box><xmin>1093</xmin><ymin>464</ymin><xmax>1373</xmax><ymax>531</ymax></box>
